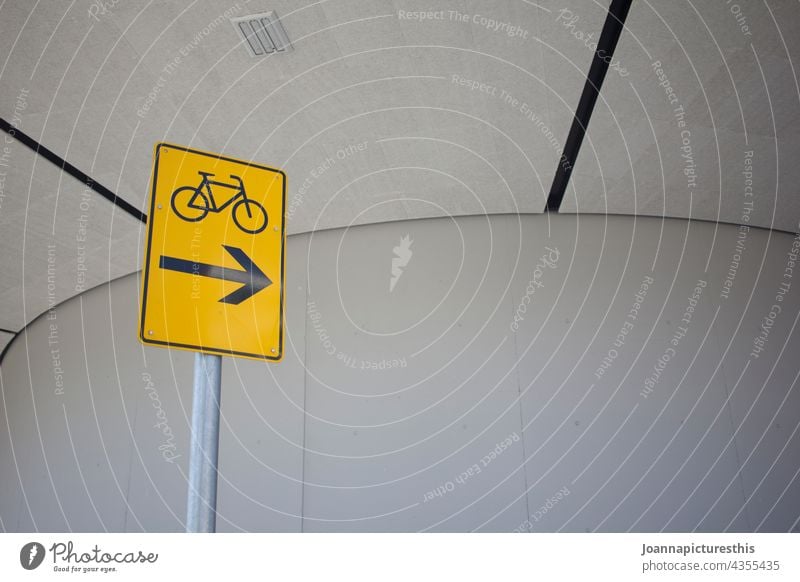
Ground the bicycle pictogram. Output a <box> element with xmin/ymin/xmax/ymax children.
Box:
<box><xmin>171</xmin><ymin>171</ymin><xmax>268</xmax><ymax>234</ymax></box>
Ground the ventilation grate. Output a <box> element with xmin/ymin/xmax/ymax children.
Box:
<box><xmin>232</xmin><ymin>12</ymin><xmax>292</xmax><ymax>56</ymax></box>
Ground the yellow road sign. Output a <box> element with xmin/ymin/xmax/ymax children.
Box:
<box><xmin>139</xmin><ymin>143</ymin><xmax>286</xmax><ymax>361</ymax></box>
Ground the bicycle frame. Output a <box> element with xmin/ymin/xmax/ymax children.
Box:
<box><xmin>191</xmin><ymin>174</ymin><xmax>247</xmax><ymax>212</ymax></box>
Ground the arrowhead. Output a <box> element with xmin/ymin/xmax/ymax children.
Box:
<box><xmin>219</xmin><ymin>245</ymin><xmax>272</xmax><ymax>304</ymax></box>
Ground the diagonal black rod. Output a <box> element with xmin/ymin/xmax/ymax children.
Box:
<box><xmin>546</xmin><ymin>0</ymin><xmax>633</xmax><ymax>211</ymax></box>
<box><xmin>0</xmin><ymin>117</ymin><xmax>147</xmax><ymax>223</ymax></box>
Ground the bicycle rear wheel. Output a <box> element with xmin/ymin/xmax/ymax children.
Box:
<box><xmin>171</xmin><ymin>187</ymin><xmax>209</xmax><ymax>222</ymax></box>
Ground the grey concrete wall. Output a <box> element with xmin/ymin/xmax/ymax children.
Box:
<box><xmin>1</xmin><ymin>214</ymin><xmax>799</xmax><ymax>532</ymax></box>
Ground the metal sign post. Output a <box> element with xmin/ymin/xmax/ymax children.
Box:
<box><xmin>186</xmin><ymin>353</ymin><xmax>222</xmax><ymax>533</ymax></box>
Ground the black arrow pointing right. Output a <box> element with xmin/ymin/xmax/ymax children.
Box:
<box><xmin>159</xmin><ymin>245</ymin><xmax>272</xmax><ymax>305</ymax></box>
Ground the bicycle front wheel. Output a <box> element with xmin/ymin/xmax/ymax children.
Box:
<box><xmin>232</xmin><ymin>199</ymin><xmax>268</xmax><ymax>234</ymax></box>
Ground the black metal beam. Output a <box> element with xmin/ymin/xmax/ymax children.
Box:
<box><xmin>0</xmin><ymin>329</ymin><xmax>18</xmax><ymax>366</ymax></box>
<box><xmin>546</xmin><ymin>0</ymin><xmax>633</xmax><ymax>211</ymax></box>
<box><xmin>0</xmin><ymin>117</ymin><xmax>147</xmax><ymax>223</ymax></box>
